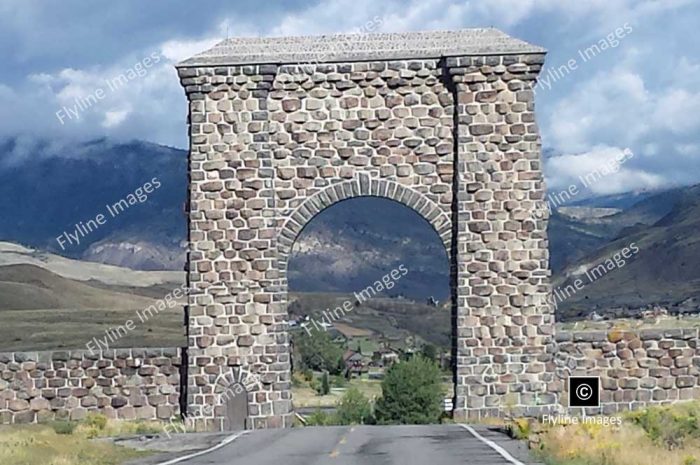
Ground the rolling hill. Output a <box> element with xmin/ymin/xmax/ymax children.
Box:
<box><xmin>555</xmin><ymin>185</ymin><xmax>700</xmax><ymax>319</ymax></box>
<box><xmin>2</xmin><ymin>136</ymin><xmax>699</xmax><ymax>317</ymax></box>
<box><xmin>0</xmin><ymin>264</ymin><xmax>157</xmax><ymax>310</ymax></box>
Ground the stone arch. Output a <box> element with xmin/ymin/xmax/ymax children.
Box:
<box><xmin>276</xmin><ymin>174</ymin><xmax>453</xmax><ymax>276</ymax></box>
<box><xmin>211</xmin><ymin>368</ymin><xmax>258</xmax><ymax>431</ymax></box>
<box><xmin>179</xmin><ymin>30</ymin><xmax>556</xmax><ymax>429</ymax></box>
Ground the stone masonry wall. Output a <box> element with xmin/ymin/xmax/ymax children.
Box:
<box><xmin>447</xmin><ymin>54</ymin><xmax>556</xmax><ymax>420</ymax></box>
<box><xmin>556</xmin><ymin>329</ymin><xmax>700</xmax><ymax>414</ymax></box>
<box><xmin>178</xmin><ymin>51</ymin><xmax>557</xmax><ymax>428</ymax></box>
<box><xmin>0</xmin><ymin>348</ymin><xmax>181</xmax><ymax>424</ymax></box>
<box><xmin>2</xmin><ymin>330</ymin><xmax>698</xmax><ymax>425</ymax></box>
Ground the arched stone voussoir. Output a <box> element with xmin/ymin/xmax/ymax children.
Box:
<box><xmin>277</xmin><ymin>177</ymin><xmax>453</xmax><ymax>269</ymax></box>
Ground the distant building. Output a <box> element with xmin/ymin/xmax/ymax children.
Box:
<box><xmin>343</xmin><ymin>350</ymin><xmax>366</xmax><ymax>377</ymax></box>
<box><xmin>373</xmin><ymin>347</ymin><xmax>400</xmax><ymax>367</ymax></box>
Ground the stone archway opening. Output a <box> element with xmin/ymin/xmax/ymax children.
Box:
<box><xmin>285</xmin><ymin>195</ymin><xmax>454</xmax><ymax>418</ymax></box>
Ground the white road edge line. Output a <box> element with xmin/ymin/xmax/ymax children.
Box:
<box><xmin>459</xmin><ymin>424</ymin><xmax>526</xmax><ymax>465</ymax></box>
<box><xmin>154</xmin><ymin>431</ymin><xmax>249</xmax><ymax>465</ymax></box>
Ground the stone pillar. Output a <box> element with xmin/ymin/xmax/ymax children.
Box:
<box><xmin>447</xmin><ymin>53</ymin><xmax>558</xmax><ymax>420</ymax></box>
<box><xmin>179</xmin><ymin>64</ymin><xmax>292</xmax><ymax>430</ymax></box>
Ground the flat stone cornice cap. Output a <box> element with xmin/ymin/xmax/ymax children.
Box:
<box><xmin>177</xmin><ymin>28</ymin><xmax>545</xmax><ymax>67</ymax></box>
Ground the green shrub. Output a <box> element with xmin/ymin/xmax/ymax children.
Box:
<box><xmin>336</xmin><ymin>387</ymin><xmax>373</xmax><ymax>425</ymax></box>
<box><xmin>375</xmin><ymin>356</ymin><xmax>443</xmax><ymax>425</ymax></box>
<box><xmin>305</xmin><ymin>408</ymin><xmax>336</xmax><ymax>426</ymax></box>
<box><xmin>301</xmin><ymin>368</ymin><xmax>314</xmax><ymax>382</ymax></box>
<box><xmin>421</xmin><ymin>344</ymin><xmax>437</xmax><ymax>361</ymax></box>
<box><xmin>331</xmin><ymin>375</ymin><xmax>347</xmax><ymax>388</ymax></box>
<box><xmin>50</xmin><ymin>420</ymin><xmax>77</xmax><ymax>435</ymax></box>
<box><xmin>309</xmin><ymin>376</ymin><xmax>321</xmax><ymax>393</ymax></box>
<box><xmin>83</xmin><ymin>413</ymin><xmax>108</xmax><ymax>431</ymax></box>
<box><xmin>292</xmin><ymin>373</ymin><xmax>304</xmax><ymax>388</ymax></box>
<box><xmin>135</xmin><ymin>421</ymin><xmax>161</xmax><ymax>435</ymax></box>
<box><xmin>628</xmin><ymin>404</ymin><xmax>700</xmax><ymax>450</ymax></box>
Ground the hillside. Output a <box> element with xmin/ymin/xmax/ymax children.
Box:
<box><xmin>555</xmin><ymin>184</ymin><xmax>700</xmax><ymax>319</ymax></box>
<box><xmin>0</xmin><ymin>136</ymin><xmax>656</xmax><ymax>298</ymax></box>
<box><xmin>288</xmin><ymin>197</ymin><xmax>451</xmax><ymax>300</ymax></box>
<box><xmin>0</xmin><ymin>264</ymin><xmax>157</xmax><ymax>310</ymax></box>
<box><xmin>0</xmin><ymin>247</ymin><xmax>187</xmax><ymax>351</ymax></box>
<box><xmin>0</xmin><ymin>242</ymin><xmax>183</xmax><ymax>288</ymax></box>
<box><xmin>551</xmin><ymin>186</ymin><xmax>693</xmax><ymax>271</ymax></box>
<box><xmin>0</xmin><ymin>137</ymin><xmax>187</xmax><ymax>270</ymax></box>
<box><xmin>1</xmin><ymin>136</ymin><xmax>698</xmax><ymax>313</ymax></box>
<box><xmin>288</xmin><ymin>292</ymin><xmax>451</xmax><ymax>348</ymax></box>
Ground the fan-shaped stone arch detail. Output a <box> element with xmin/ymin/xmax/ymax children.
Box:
<box><xmin>276</xmin><ymin>174</ymin><xmax>452</xmax><ymax>274</ymax></box>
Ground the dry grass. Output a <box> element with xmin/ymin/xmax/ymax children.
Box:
<box><xmin>532</xmin><ymin>405</ymin><xmax>700</xmax><ymax>465</ymax></box>
<box><xmin>293</xmin><ymin>378</ymin><xmax>384</xmax><ymax>408</ymax></box>
<box><xmin>0</xmin><ymin>307</ymin><xmax>186</xmax><ymax>351</ymax></box>
<box><xmin>332</xmin><ymin>322</ymin><xmax>373</xmax><ymax>338</ymax></box>
<box><xmin>538</xmin><ymin>422</ymin><xmax>700</xmax><ymax>465</ymax></box>
<box><xmin>0</xmin><ymin>423</ymin><xmax>148</xmax><ymax>465</ymax></box>
<box><xmin>75</xmin><ymin>415</ymin><xmax>165</xmax><ymax>439</ymax></box>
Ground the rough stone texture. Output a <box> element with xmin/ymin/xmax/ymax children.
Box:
<box><xmin>179</xmin><ymin>29</ymin><xmax>545</xmax><ymax>67</ymax></box>
<box><xmin>0</xmin><ymin>348</ymin><xmax>181</xmax><ymax>424</ymax></box>
<box><xmin>446</xmin><ymin>54</ymin><xmax>554</xmax><ymax>421</ymax></box>
<box><xmin>177</xmin><ymin>28</ymin><xmax>556</xmax><ymax>430</ymax></box>
<box><xmin>556</xmin><ymin>329</ymin><xmax>700</xmax><ymax>415</ymax></box>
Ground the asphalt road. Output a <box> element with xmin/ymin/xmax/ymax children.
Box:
<box><xmin>168</xmin><ymin>424</ymin><xmax>540</xmax><ymax>465</ymax></box>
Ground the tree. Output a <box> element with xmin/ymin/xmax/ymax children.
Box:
<box><xmin>336</xmin><ymin>387</ymin><xmax>373</xmax><ymax>425</ymax></box>
<box><xmin>319</xmin><ymin>371</ymin><xmax>331</xmax><ymax>395</ymax></box>
<box><xmin>421</xmin><ymin>344</ymin><xmax>438</xmax><ymax>362</ymax></box>
<box><xmin>375</xmin><ymin>356</ymin><xmax>444</xmax><ymax>424</ymax></box>
<box><xmin>295</xmin><ymin>329</ymin><xmax>344</xmax><ymax>375</ymax></box>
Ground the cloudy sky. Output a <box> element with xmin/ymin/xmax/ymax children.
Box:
<box><xmin>1</xmin><ymin>0</ymin><xmax>699</xmax><ymax>195</ymax></box>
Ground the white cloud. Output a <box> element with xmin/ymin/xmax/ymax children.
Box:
<box><xmin>653</xmin><ymin>88</ymin><xmax>700</xmax><ymax>134</ymax></box>
<box><xmin>0</xmin><ymin>0</ymin><xmax>698</xmax><ymax>194</ymax></box>
<box><xmin>160</xmin><ymin>37</ymin><xmax>220</xmax><ymax>63</ymax></box>
<box><xmin>102</xmin><ymin>108</ymin><xmax>130</xmax><ymax>128</ymax></box>
<box><xmin>547</xmin><ymin>68</ymin><xmax>650</xmax><ymax>153</ymax></box>
<box><xmin>545</xmin><ymin>146</ymin><xmax>666</xmax><ymax>195</ymax></box>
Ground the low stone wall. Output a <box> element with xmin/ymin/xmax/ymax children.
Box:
<box><xmin>2</xmin><ymin>331</ymin><xmax>699</xmax><ymax>425</ymax></box>
<box><xmin>556</xmin><ymin>329</ymin><xmax>700</xmax><ymax>414</ymax></box>
<box><xmin>0</xmin><ymin>348</ymin><xmax>182</xmax><ymax>424</ymax></box>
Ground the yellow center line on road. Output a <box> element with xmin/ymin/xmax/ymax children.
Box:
<box><xmin>329</xmin><ymin>428</ymin><xmax>354</xmax><ymax>458</ymax></box>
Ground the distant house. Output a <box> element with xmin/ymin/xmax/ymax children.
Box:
<box><xmin>343</xmin><ymin>350</ymin><xmax>367</xmax><ymax>377</ymax></box>
<box><xmin>373</xmin><ymin>347</ymin><xmax>400</xmax><ymax>367</ymax></box>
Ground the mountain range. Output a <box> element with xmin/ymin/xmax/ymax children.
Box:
<box><xmin>1</xmin><ymin>136</ymin><xmax>698</xmax><ymax>317</ymax></box>
<box><xmin>0</xmin><ymin>137</ymin><xmax>187</xmax><ymax>270</ymax></box>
